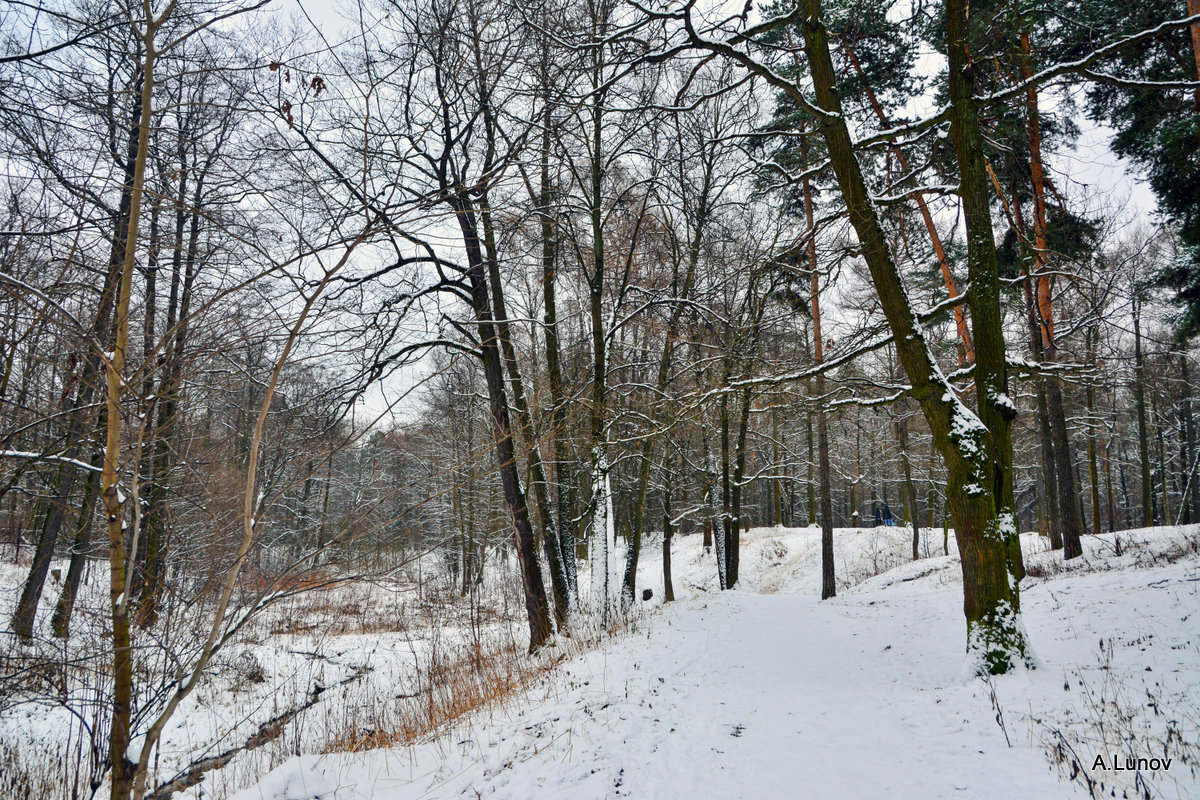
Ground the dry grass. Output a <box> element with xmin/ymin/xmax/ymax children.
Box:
<box><xmin>322</xmin><ymin>610</ymin><xmax>636</xmax><ymax>755</ymax></box>
<box><xmin>1034</xmin><ymin>638</ymin><xmax>1200</xmax><ymax>800</ymax></box>
<box><xmin>323</xmin><ymin>641</ymin><xmax>569</xmax><ymax>753</ymax></box>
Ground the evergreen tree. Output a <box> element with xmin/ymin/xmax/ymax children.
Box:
<box><xmin>1073</xmin><ymin>0</ymin><xmax>1200</xmax><ymax>335</ymax></box>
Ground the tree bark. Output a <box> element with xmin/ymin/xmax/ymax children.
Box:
<box><xmin>105</xmin><ymin>23</ymin><xmax>160</xmax><ymax>797</ymax></box>
<box><xmin>1181</xmin><ymin>354</ymin><xmax>1197</xmax><ymax>524</ymax></box>
<box><xmin>10</xmin><ymin>90</ymin><xmax>137</xmax><ymax>640</ymax></box>
<box><xmin>897</xmin><ymin>410</ymin><xmax>921</xmax><ymax>560</ymax></box>
<box><xmin>536</xmin><ymin>31</ymin><xmax>578</xmax><ymax>605</ymax></box>
<box><xmin>800</xmin><ymin>139</ymin><xmax>836</xmax><ymax>600</ymax></box>
<box><xmin>720</xmin><ymin>393</ymin><xmax>733</xmax><ymax>586</ymax></box>
<box><xmin>1085</xmin><ymin>329</ymin><xmax>1103</xmax><ymax>535</ymax></box>
<box><xmin>479</xmin><ymin>192</ymin><xmax>570</xmax><ymax>630</ymax></box>
<box><xmin>452</xmin><ymin>197</ymin><xmax>551</xmax><ymax>650</ymax></box>
<box><xmin>662</xmin><ymin>468</ymin><xmax>674</xmax><ymax>602</ymax></box>
<box><xmin>1133</xmin><ymin>299</ymin><xmax>1154</xmax><ymax>527</ymax></box>
<box><xmin>728</xmin><ymin>385</ymin><xmax>752</xmax><ymax>587</ymax></box>
<box><xmin>795</xmin><ymin>0</ymin><xmax>1027</xmax><ymax>669</ymax></box>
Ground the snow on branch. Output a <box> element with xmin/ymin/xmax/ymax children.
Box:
<box><xmin>1</xmin><ymin>450</ymin><xmax>102</xmax><ymax>473</ymax></box>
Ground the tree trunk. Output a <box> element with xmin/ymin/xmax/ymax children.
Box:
<box><xmin>898</xmin><ymin>411</ymin><xmax>921</xmax><ymax>560</ymax></box>
<box><xmin>1156</xmin><ymin>406</ymin><xmax>1171</xmax><ymax>524</ymax></box>
<box><xmin>10</xmin><ymin>92</ymin><xmax>137</xmax><ymax>640</ymax></box>
<box><xmin>720</xmin><ymin>393</ymin><xmax>733</xmax><ymax>586</ymax></box>
<box><xmin>794</xmin><ymin>0</ymin><xmax>1027</xmax><ymax>670</ymax></box>
<box><xmin>453</xmin><ymin>198</ymin><xmax>551</xmax><ymax>650</ymax></box>
<box><xmin>537</xmin><ymin>54</ymin><xmax>578</xmax><ymax>605</ymax></box>
<box><xmin>50</xmin><ymin>457</ymin><xmax>100</xmax><ymax>638</ymax></box>
<box><xmin>728</xmin><ymin>386</ymin><xmax>752</xmax><ymax>588</ymax></box>
<box><xmin>586</xmin><ymin>8</ymin><xmax>611</xmax><ymax>617</ymax></box>
<box><xmin>1181</xmin><ymin>354</ymin><xmax>1197</xmax><ymax>524</ymax></box>
<box><xmin>479</xmin><ymin>193</ymin><xmax>570</xmax><ymax>630</ymax></box>
<box><xmin>772</xmin><ymin>412</ymin><xmax>784</xmax><ymax>526</ymax></box>
<box><xmin>799</xmin><ymin>142</ymin><xmax>836</xmax><ymax>600</ymax></box>
<box><xmin>1085</xmin><ymin>330</ymin><xmax>1103</xmax><ymax>535</ymax></box>
<box><xmin>1020</xmin><ymin>28</ymin><xmax>1083</xmax><ymax>559</ymax></box>
<box><xmin>1022</xmin><ymin>241</ymin><xmax>1062</xmax><ymax>549</ymax></box>
<box><xmin>106</xmin><ymin>28</ymin><xmax>160</xmax><ymax>798</ymax></box>
<box><xmin>662</xmin><ymin>472</ymin><xmax>675</xmax><ymax>602</ymax></box>
<box><xmin>806</xmin><ymin>408</ymin><xmax>817</xmax><ymax>525</ymax></box>
<box><xmin>1133</xmin><ymin>299</ymin><xmax>1154</xmax><ymax>527</ymax></box>
<box><xmin>702</xmin><ymin>422</ymin><xmax>726</xmax><ymax>589</ymax></box>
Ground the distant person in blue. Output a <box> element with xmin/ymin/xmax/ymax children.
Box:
<box><xmin>882</xmin><ymin>503</ymin><xmax>895</xmax><ymax>527</ymax></box>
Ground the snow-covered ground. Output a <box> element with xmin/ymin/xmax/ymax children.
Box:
<box><xmin>2</xmin><ymin>524</ymin><xmax>1197</xmax><ymax>799</ymax></box>
<box><xmin>0</xmin><ymin>550</ymin><xmax>539</xmax><ymax>798</ymax></box>
<box><xmin>224</xmin><ymin>524</ymin><xmax>1200</xmax><ymax>800</ymax></box>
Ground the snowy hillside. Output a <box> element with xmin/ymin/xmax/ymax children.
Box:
<box><xmin>224</xmin><ymin>525</ymin><xmax>1200</xmax><ymax>800</ymax></box>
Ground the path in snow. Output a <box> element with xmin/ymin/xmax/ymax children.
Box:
<box><xmin>238</xmin><ymin>582</ymin><xmax>1074</xmax><ymax>799</ymax></box>
<box><xmin>484</xmin><ymin>591</ymin><xmax>1068</xmax><ymax>800</ymax></box>
<box><xmin>237</xmin><ymin>526</ymin><xmax>1200</xmax><ymax>800</ymax></box>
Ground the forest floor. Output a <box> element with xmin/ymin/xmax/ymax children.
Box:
<box><xmin>229</xmin><ymin>524</ymin><xmax>1200</xmax><ymax>800</ymax></box>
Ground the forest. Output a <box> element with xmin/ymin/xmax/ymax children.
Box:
<box><xmin>1</xmin><ymin>0</ymin><xmax>1199</xmax><ymax>797</ymax></box>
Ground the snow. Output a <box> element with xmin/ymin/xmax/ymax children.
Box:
<box><xmin>2</xmin><ymin>525</ymin><xmax>1195</xmax><ymax>799</ymax></box>
<box><xmin>0</xmin><ymin>450</ymin><xmax>102</xmax><ymax>472</ymax></box>
<box><xmin>222</xmin><ymin>525</ymin><xmax>1200</xmax><ymax>800</ymax></box>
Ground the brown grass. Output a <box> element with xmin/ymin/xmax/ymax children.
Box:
<box><xmin>323</xmin><ymin>642</ymin><xmax>569</xmax><ymax>752</ymax></box>
<box><xmin>320</xmin><ymin>606</ymin><xmax>636</xmax><ymax>755</ymax></box>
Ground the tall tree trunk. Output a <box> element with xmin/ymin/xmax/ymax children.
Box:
<box><xmin>720</xmin><ymin>393</ymin><xmax>733</xmax><ymax>586</ymax></box>
<box><xmin>897</xmin><ymin>410</ymin><xmax>921</xmax><ymax>560</ymax></box>
<box><xmin>1036</xmin><ymin>384</ymin><xmax>1063</xmax><ymax>547</ymax></box>
<box><xmin>1085</xmin><ymin>329</ymin><xmax>1103</xmax><ymax>535</ymax></box>
<box><xmin>662</xmin><ymin>461</ymin><xmax>675</xmax><ymax>602</ymax></box>
<box><xmin>10</xmin><ymin>93</ymin><xmax>138</xmax><ymax>640</ymax></box>
<box><xmin>50</xmin><ymin>462</ymin><xmax>99</xmax><ymax>638</ymax></box>
<box><xmin>536</xmin><ymin>35</ymin><xmax>578</xmax><ymax>605</ymax></box>
<box><xmin>1047</xmin><ymin>385</ymin><xmax>1083</xmax><ymax>556</ymax></box>
<box><xmin>105</xmin><ymin>26</ymin><xmax>161</xmax><ymax>797</ymax></box>
<box><xmin>1155</xmin><ymin>399</ymin><xmax>1171</xmax><ymax>524</ymax></box>
<box><xmin>136</xmin><ymin>161</ymin><xmax>202</xmax><ymax>626</ymax></box>
<box><xmin>1133</xmin><ymin>299</ymin><xmax>1154</xmax><ymax>527</ymax></box>
<box><xmin>1022</xmin><ymin>256</ymin><xmax>1061</xmax><ymax>550</ymax></box>
<box><xmin>806</xmin><ymin>407</ymin><xmax>817</xmax><ymax>525</ymax></box>
<box><xmin>453</xmin><ymin>198</ymin><xmax>551</xmax><ymax>650</ymax></box>
<box><xmin>728</xmin><ymin>386</ymin><xmax>752</xmax><ymax>588</ymax></box>
<box><xmin>1019</xmin><ymin>28</ymin><xmax>1083</xmax><ymax>560</ymax></box>
<box><xmin>586</xmin><ymin>33</ymin><xmax>611</xmax><ymax>615</ymax></box>
<box><xmin>702</xmin><ymin>421</ymin><xmax>726</xmax><ymax>589</ymax></box>
<box><xmin>479</xmin><ymin>194</ymin><xmax>570</xmax><ymax>630</ymax></box>
<box><xmin>790</xmin><ymin>0</ymin><xmax>1027</xmax><ymax>670</ymax></box>
<box><xmin>799</xmin><ymin>139</ymin><xmax>836</xmax><ymax>600</ymax></box>
<box><xmin>772</xmin><ymin>412</ymin><xmax>784</xmax><ymax>526</ymax></box>
<box><xmin>1104</xmin><ymin>435</ymin><xmax>1118</xmax><ymax>533</ymax></box>
<box><xmin>1181</xmin><ymin>354</ymin><xmax>1197</xmax><ymax>524</ymax></box>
